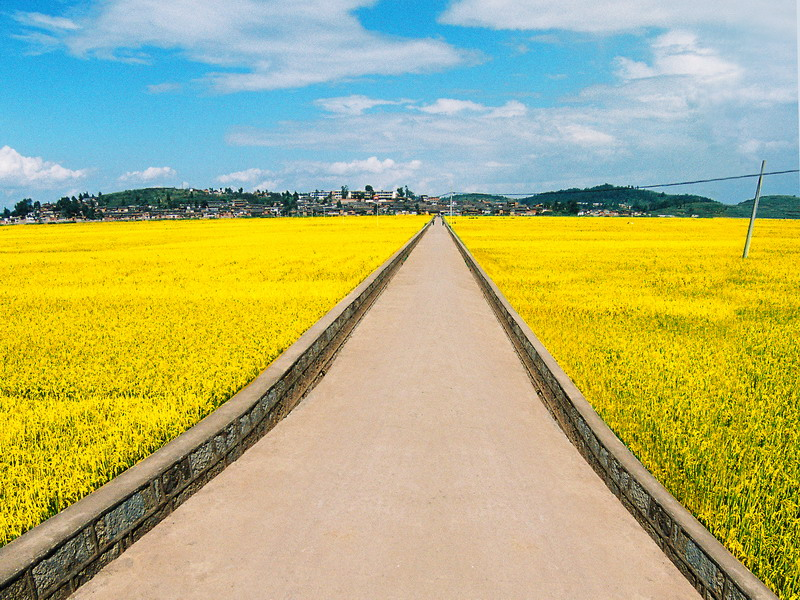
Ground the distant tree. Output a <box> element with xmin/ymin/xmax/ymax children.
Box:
<box><xmin>341</xmin><ymin>185</ymin><xmax>349</xmax><ymax>200</ymax></box>
<box><xmin>396</xmin><ymin>187</ymin><xmax>404</xmax><ymax>198</ymax></box>
<box><xmin>404</xmin><ymin>185</ymin><xmax>414</xmax><ymax>199</ymax></box>
<box><xmin>336</xmin><ymin>199</ymin><xmax>342</xmax><ymax>209</ymax></box>
<box><xmin>2</xmin><ymin>207</ymin><xmax>10</xmax><ymax>219</ymax></box>
<box><xmin>365</xmin><ymin>184</ymin><xmax>374</xmax><ymax>197</ymax></box>
<box><xmin>55</xmin><ymin>196</ymin><xmax>81</xmax><ymax>217</ymax></box>
<box><xmin>280</xmin><ymin>190</ymin><xmax>298</xmax><ymax>215</ymax></box>
<box><xmin>13</xmin><ymin>198</ymin><xmax>34</xmax><ymax>217</ymax></box>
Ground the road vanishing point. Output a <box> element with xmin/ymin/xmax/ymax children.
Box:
<box><xmin>73</xmin><ymin>220</ymin><xmax>700</xmax><ymax>599</ymax></box>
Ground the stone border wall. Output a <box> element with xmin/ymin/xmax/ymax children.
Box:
<box><xmin>443</xmin><ymin>220</ymin><xmax>777</xmax><ymax>600</ymax></box>
<box><xmin>0</xmin><ymin>219</ymin><xmax>432</xmax><ymax>600</ymax></box>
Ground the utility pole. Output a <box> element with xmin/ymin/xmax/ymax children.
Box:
<box><xmin>742</xmin><ymin>160</ymin><xmax>766</xmax><ymax>259</ymax></box>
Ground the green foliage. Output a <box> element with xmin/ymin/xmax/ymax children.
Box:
<box><xmin>12</xmin><ymin>198</ymin><xmax>34</xmax><ymax>218</ymax></box>
<box><xmin>725</xmin><ymin>195</ymin><xmax>800</xmax><ymax>219</ymax></box>
<box><xmin>454</xmin><ymin>193</ymin><xmax>507</xmax><ymax>203</ymax></box>
<box><xmin>98</xmin><ymin>187</ymin><xmax>279</xmax><ymax>208</ymax></box>
<box><xmin>519</xmin><ymin>184</ymin><xmax>717</xmax><ymax>214</ymax></box>
<box><xmin>480</xmin><ymin>184</ymin><xmax>799</xmax><ymax>218</ymax></box>
<box><xmin>55</xmin><ymin>196</ymin><xmax>100</xmax><ymax>219</ymax></box>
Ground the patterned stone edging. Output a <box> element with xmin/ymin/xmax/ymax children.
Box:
<box><xmin>444</xmin><ymin>220</ymin><xmax>777</xmax><ymax>600</ymax></box>
<box><xmin>0</xmin><ymin>219</ymin><xmax>432</xmax><ymax>600</ymax></box>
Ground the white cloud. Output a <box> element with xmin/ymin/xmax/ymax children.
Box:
<box><xmin>119</xmin><ymin>166</ymin><xmax>177</xmax><ymax>182</ymax></box>
<box><xmin>15</xmin><ymin>0</ymin><xmax>467</xmax><ymax>92</ymax></box>
<box><xmin>419</xmin><ymin>99</ymin><xmax>487</xmax><ymax>115</ymax></box>
<box><xmin>215</xmin><ymin>159</ymin><xmax>423</xmax><ymax>192</ymax></box>
<box><xmin>737</xmin><ymin>139</ymin><xmax>794</xmax><ymax>158</ymax></box>
<box><xmin>315</xmin><ymin>95</ymin><xmax>403</xmax><ymax>116</ymax></box>
<box><xmin>439</xmin><ymin>0</ymin><xmax>794</xmax><ymax>36</ymax></box>
<box><xmin>0</xmin><ymin>146</ymin><xmax>88</xmax><ymax>187</ymax></box>
<box><xmin>488</xmin><ymin>100</ymin><xmax>528</xmax><ymax>118</ymax></box>
<box><xmin>13</xmin><ymin>12</ymin><xmax>80</xmax><ymax>32</ymax></box>
<box><xmin>558</xmin><ymin>124</ymin><xmax>617</xmax><ymax>147</ymax></box>
<box><xmin>225</xmin><ymin>36</ymin><xmax>797</xmax><ymax>200</ymax></box>
<box><xmin>217</xmin><ymin>168</ymin><xmax>272</xmax><ymax>184</ymax></box>
<box><xmin>615</xmin><ymin>32</ymin><xmax>741</xmax><ymax>83</ymax></box>
<box><xmin>259</xmin><ymin>156</ymin><xmax>425</xmax><ymax>191</ymax></box>
<box><xmin>325</xmin><ymin>157</ymin><xmax>422</xmax><ymax>176</ymax></box>
<box><xmin>416</xmin><ymin>98</ymin><xmax>528</xmax><ymax>118</ymax></box>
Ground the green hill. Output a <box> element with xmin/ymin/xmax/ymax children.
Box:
<box><xmin>514</xmin><ymin>184</ymin><xmax>723</xmax><ymax>216</ymax></box>
<box><xmin>504</xmin><ymin>185</ymin><xmax>799</xmax><ymax>218</ymax></box>
<box><xmin>452</xmin><ymin>193</ymin><xmax>508</xmax><ymax>203</ymax></box>
<box><xmin>726</xmin><ymin>195</ymin><xmax>800</xmax><ymax>219</ymax></box>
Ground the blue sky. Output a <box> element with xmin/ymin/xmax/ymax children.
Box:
<box><xmin>1</xmin><ymin>0</ymin><xmax>798</xmax><ymax>208</ymax></box>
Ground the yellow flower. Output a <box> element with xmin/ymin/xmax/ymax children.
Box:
<box><xmin>454</xmin><ymin>216</ymin><xmax>800</xmax><ymax>599</ymax></box>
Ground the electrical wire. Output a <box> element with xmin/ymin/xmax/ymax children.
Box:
<box><xmin>436</xmin><ymin>169</ymin><xmax>799</xmax><ymax>199</ymax></box>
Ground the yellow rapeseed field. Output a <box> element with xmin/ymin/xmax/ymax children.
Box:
<box><xmin>452</xmin><ymin>216</ymin><xmax>799</xmax><ymax>599</ymax></box>
<box><xmin>0</xmin><ymin>216</ymin><xmax>427</xmax><ymax>546</ymax></box>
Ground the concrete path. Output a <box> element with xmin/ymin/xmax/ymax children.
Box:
<box><xmin>74</xmin><ymin>221</ymin><xmax>699</xmax><ymax>599</ymax></box>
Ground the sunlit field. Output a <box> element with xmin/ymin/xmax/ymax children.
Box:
<box><xmin>452</xmin><ymin>216</ymin><xmax>800</xmax><ymax>599</ymax></box>
<box><xmin>0</xmin><ymin>216</ymin><xmax>427</xmax><ymax>546</ymax></box>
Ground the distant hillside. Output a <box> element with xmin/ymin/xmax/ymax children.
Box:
<box><xmin>517</xmin><ymin>184</ymin><xmax>724</xmax><ymax>216</ymax></box>
<box><xmin>99</xmin><ymin>187</ymin><xmax>279</xmax><ymax>208</ymax></box>
<box><xmin>34</xmin><ymin>186</ymin><xmax>797</xmax><ymax>219</ymax></box>
<box><xmin>725</xmin><ymin>195</ymin><xmax>800</xmax><ymax>219</ymax></box>
<box><xmin>452</xmin><ymin>193</ymin><xmax>508</xmax><ymax>203</ymax></box>
<box><xmin>454</xmin><ymin>184</ymin><xmax>799</xmax><ymax>218</ymax></box>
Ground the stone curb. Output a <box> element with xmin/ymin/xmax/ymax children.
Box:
<box><xmin>0</xmin><ymin>218</ymin><xmax>433</xmax><ymax>600</ymax></box>
<box><xmin>443</xmin><ymin>219</ymin><xmax>777</xmax><ymax>600</ymax></box>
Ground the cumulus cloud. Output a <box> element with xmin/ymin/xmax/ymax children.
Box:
<box><xmin>419</xmin><ymin>99</ymin><xmax>487</xmax><ymax>115</ymax></box>
<box><xmin>416</xmin><ymin>98</ymin><xmax>528</xmax><ymax>118</ymax></box>
<box><xmin>226</xmin><ymin>35</ymin><xmax>796</xmax><ymax>199</ymax></box>
<box><xmin>325</xmin><ymin>157</ymin><xmax>422</xmax><ymax>176</ymax></box>
<box><xmin>488</xmin><ymin>100</ymin><xmax>528</xmax><ymax>118</ymax></box>
<box><xmin>119</xmin><ymin>166</ymin><xmax>177</xmax><ymax>182</ymax></box>
<box><xmin>315</xmin><ymin>95</ymin><xmax>404</xmax><ymax>116</ymax></box>
<box><xmin>558</xmin><ymin>124</ymin><xmax>617</xmax><ymax>147</ymax></box>
<box><xmin>615</xmin><ymin>31</ymin><xmax>741</xmax><ymax>83</ymax></box>
<box><xmin>217</xmin><ymin>168</ymin><xmax>273</xmax><ymax>184</ymax></box>
<box><xmin>216</xmin><ymin>160</ymin><xmax>424</xmax><ymax>192</ymax></box>
<box><xmin>15</xmin><ymin>0</ymin><xmax>466</xmax><ymax>92</ymax></box>
<box><xmin>255</xmin><ymin>156</ymin><xmax>425</xmax><ymax>191</ymax></box>
<box><xmin>0</xmin><ymin>146</ymin><xmax>88</xmax><ymax>187</ymax></box>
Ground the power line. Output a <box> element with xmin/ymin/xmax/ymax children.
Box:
<box><xmin>438</xmin><ymin>168</ymin><xmax>799</xmax><ymax>199</ymax></box>
<box><xmin>638</xmin><ymin>169</ymin><xmax>799</xmax><ymax>189</ymax></box>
